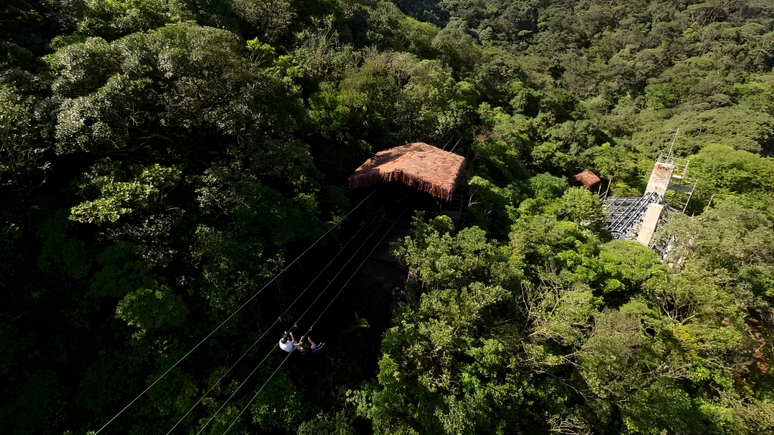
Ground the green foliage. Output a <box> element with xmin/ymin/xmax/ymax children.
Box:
<box><xmin>71</xmin><ymin>163</ymin><xmax>181</xmax><ymax>224</ymax></box>
<box><xmin>686</xmin><ymin>144</ymin><xmax>774</xmax><ymax>206</ymax></box>
<box><xmin>115</xmin><ymin>284</ymin><xmax>188</xmax><ymax>339</ymax></box>
<box><xmin>3</xmin><ymin>1</ymin><xmax>774</xmax><ymax>434</ymax></box>
<box><xmin>0</xmin><ymin>84</ymin><xmax>50</xmax><ymax>189</ymax></box>
<box><xmin>576</xmin><ymin>310</ymin><xmax>651</xmax><ymax>400</ymax></box>
<box><xmin>633</xmin><ymin>107</ymin><xmax>774</xmax><ymax>155</ymax></box>
<box><xmin>393</xmin><ymin>212</ymin><xmax>518</xmax><ymax>290</ymax></box>
<box><xmin>51</xmin><ymin>23</ymin><xmax>314</xmax><ymax>188</ymax></box>
<box><xmin>77</xmin><ymin>350</ymin><xmax>142</xmax><ymax>414</ymax></box>
<box><xmin>597</xmin><ymin>240</ymin><xmax>670</xmax><ymax>296</ymax></box>
<box><xmin>90</xmin><ymin>242</ymin><xmax>155</xmax><ymax>298</ymax></box>
<box><xmin>432</xmin><ymin>19</ymin><xmax>480</xmax><ymax>72</ymax></box>
<box><xmin>366</xmin><ymin>2</ymin><xmax>441</xmax><ymax>58</ymax></box>
<box><xmin>619</xmin><ymin>379</ymin><xmax>701</xmax><ymax>435</ymax></box>
<box><xmin>232</xmin><ymin>0</ymin><xmax>295</xmax><ymax>43</ymax></box>
<box><xmin>556</xmin><ymin>187</ymin><xmax>606</xmax><ymax>231</ymax></box>
<box><xmin>466</xmin><ymin>175</ymin><xmax>516</xmax><ymax>239</ymax></box>
<box><xmin>309</xmin><ymin>49</ymin><xmax>473</xmax><ymax>179</ymax></box>
<box><xmin>0</xmin><ymin>322</ymin><xmax>31</xmax><ymax>375</ymax></box>
<box><xmin>360</xmin><ymin>216</ymin><xmax>575</xmax><ymax>434</ymax></box>
<box><xmin>298</xmin><ymin>412</ymin><xmax>356</xmax><ymax>435</ymax></box>
<box><xmin>531</xmin><ymin>141</ymin><xmax>571</xmax><ymax>172</ymax></box>
<box><xmin>586</xmin><ymin>142</ymin><xmax>641</xmax><ymax>185</ymax></box>
<box><xmin>192</xmin><ymin>161</ymin><xmax>327</xmax><ymax>310</ymax></box>
<box><xmin>249</xmin><ymin>370</ymin><xmax>307</xmax><ymax>430</ymax></box>
<box><xmin>38</xmin><ymin>210</ymin><xmax>92</xmax><ymax>279</ymax></box>
<box><xmin>0</xmin><ymin>215</ymin><xmax>23</xmax><ymax>289</ymax></box>
<box><xmin>145</xmin><ymin>366</ymin><xmax>198</xmax><ymax>417</ymax></box>
<box><xmin>0</xmin><ymin>370</ymin><xmax>65</xmax><ymax>434</ymax></box>
<box><xmin>735</xmin><ymin>72</ymin><xmax>774</xmax><ymax>116</ymax></box>
<box><xmin>527</xmin><ymin>172</ymin><xmax>569</xmax><ymax>200</ymax></box>
<box><xmin>75</xmin><ymin>0</ymin><xmax>188</xmax><ymax>39</ymax></box>
<box><xmin>470</xmin><ymin>139</ymin><xmax>524</xmax><ymax>182</ymax></box>
<box><xmin>246</xmin><ymin>38</ymin><xmax>276</xmax><ymax>64</ymax></box>
<box><xmin>662</xmin><ymin>202</ymin><xmax>774</xmax><ymax>275</ymax></box>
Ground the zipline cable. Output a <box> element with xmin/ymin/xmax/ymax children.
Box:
<box><xmin>222</xmin><ymin>197</ymin><xmax>415</xmax><ymax>435</ymax></box>
<box><xmin>195</xmin><ymin>347</ymin><xmax>281</xmax><ymax>435</ymax></box>
<box><xmin>223</xmin><ymin>350</ymin><xmax>294</xmax><ymax>434</ymax></box>
<box><xmin>289</xmin><ymin>200</ymin><xmax>402</xmax><ymax>329</ymax></box>
<box><xmin>194</xmin><ymin>207</ymin><xmax>395</xmax><ymax>434</ymax></box>
<box><xmin>449</xmin><ymin>135</ymin><xmax>464</xmax><ymax>153</ymax></box>
<box><xmin>93</xmin><ymin>187</ymin><xmax>379</xmax><ymax>434</ymax></box>
<box><xmin>223</xmin><ymin>350</ymin><xmax>295</xmax><ymax>435</ymax></box>
<box><xmin>307</xmin><ymin>198</ymin><xmax>415</xmax><ymax>330</ymax></box>
<box><xmin>166</xmin><ymin>203</ymin><xmax>388</xmax><ymax>434</ymax></box>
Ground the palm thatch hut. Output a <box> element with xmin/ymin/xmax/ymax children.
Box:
<box><xmin>348</xmin><ymin>142</ymin><xmax>466</xmax><ymax>201</ymax></box>
<box><xmin>573</xmin><ymin>170</ymin><xmax>601</xmax><ymax>191</ymax></box>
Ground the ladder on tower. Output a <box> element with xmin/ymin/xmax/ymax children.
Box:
<box><xmin>665</xmin><ymin>157</ymin><xmax>698</xmax><ymax>213</ymax></box>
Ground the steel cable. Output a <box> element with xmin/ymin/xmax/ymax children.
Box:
<box><xmin>194</xmin><ymin>204</ymin><xmax>395</xmax><ymax>434</ymax></box>
<box><xmin>221</xmin><ymin>197</ymin><xmax>415</xmax><ymax>435</ymax></box>
<box><xmin>93</xmin><ymin>187</ymin><xmax>379</xmax><ymax>434</ymax></box>
<box><xmin>165</xmin><ymin>203</ymin><xmax>387</xmax><ymax>434</ymax></box>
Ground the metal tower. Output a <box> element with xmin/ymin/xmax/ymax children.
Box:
<box><xmin>602</xmin><ymin>129</ymin><xmax>698</xmax><ymax>248</ymax></box>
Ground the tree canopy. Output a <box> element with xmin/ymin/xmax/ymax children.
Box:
<box><xmin>1</xmin><ymin>0</ymin><xmax>774</xmax><ymax>434</ymax></box>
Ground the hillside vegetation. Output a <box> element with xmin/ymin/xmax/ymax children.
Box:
<box><xmin>2</xmin><ymin>0</ymin><xmax>774</xmax><ymax>433</ymax></box>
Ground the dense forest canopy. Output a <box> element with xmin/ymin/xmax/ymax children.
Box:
<box><xmin>2</xmin><ymin>0</ymin><xmax>774</xmax><ymax>433</ymax></box>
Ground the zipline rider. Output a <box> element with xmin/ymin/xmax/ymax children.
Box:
<box><xmin>279</xmin><ymin>331</ymin><xmax>298</xmax><ymax>352</ymax></box>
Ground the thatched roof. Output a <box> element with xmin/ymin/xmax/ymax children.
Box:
<box><xmin>573</xmin><ymin>170</ymin><xmax>601</xmax><ymax>190</ymax></box>
<box><xmin>348</xmin><ymin>142</ymin><xmax>466</xmax><ymax>201</ymax></box>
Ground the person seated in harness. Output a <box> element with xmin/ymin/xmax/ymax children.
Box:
<box><xmin>298</xmin><ymin>328</ymin><xmax>324</xmax><ymax>356</ymax></box>
<box><xmin>278</xmin><ymin>331</ymin><xmax>299</xmax><ymax>353</ymax></box>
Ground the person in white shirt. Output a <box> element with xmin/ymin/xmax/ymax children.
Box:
<box><xmin>278</xmin><ymin>331</ymin><xmax>297</xmax><ymax>352</ymax></box>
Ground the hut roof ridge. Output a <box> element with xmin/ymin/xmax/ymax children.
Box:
<box><xmin>348</xmin><ymin>142</ymin><xmax>466</xmax><ymax>200</ymax></box>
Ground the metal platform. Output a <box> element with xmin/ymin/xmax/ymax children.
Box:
<box><xmin>603</xmin><ymin>192</ymin><xmax>661</xmax><ymax>240</ymax></box>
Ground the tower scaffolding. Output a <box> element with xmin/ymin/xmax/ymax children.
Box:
<box><xmin>662</xmin><ymin>155</ymin><xmax>698</xmax><ymax>212</ymax></box>
<box><xmin>603</xmin><ymin>192</ymin><xmax>661</xmax><ymax>240</ymax></box>
<box><xmin>602</xmin><ymin>129</ymin><xmax>700</xmax><ymax>246</ymax></box>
